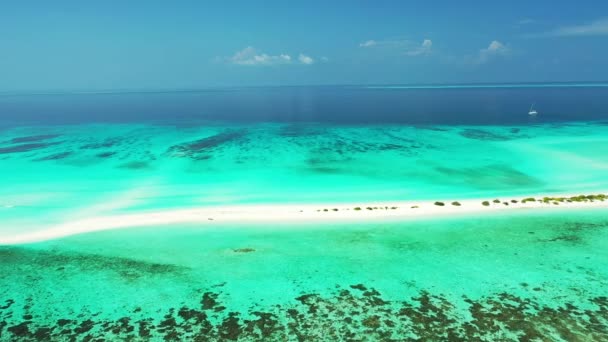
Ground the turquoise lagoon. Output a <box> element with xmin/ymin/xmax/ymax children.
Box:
<box><xmin>1</xmin><ymin>87</ymin><xmax>608</xmax><ymax>340</ymax></box>
<box><xmin>1</xmin><ymin>210</ymin><xmax>607</xmax><ymax>340</ymax></box>
<box><xmin>1</xmin><ymin>121</ymin><xmax>608</xmax><ymax>233</ymax></box>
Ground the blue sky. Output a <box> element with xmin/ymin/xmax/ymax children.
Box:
<box><xmin>1</xmin><ymin>1</ymin><xmax>607</xmax><ymax>91</ymax></box>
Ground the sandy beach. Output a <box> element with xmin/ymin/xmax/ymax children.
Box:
<box><xmin>2</xmin><ymin>192</ymin><xmax>606</xmax><ymax>245</ymax></box>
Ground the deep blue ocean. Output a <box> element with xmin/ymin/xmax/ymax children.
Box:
<box><xmin>2</xmin><ymin>84</ymin><xmax>608</xmax><ymax>126</ymax></box>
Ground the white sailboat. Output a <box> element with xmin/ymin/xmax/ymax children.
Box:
<box><xmin>528</xmin><ymin>103</ymin><xmax>538</xmax><ymax>116</ymax></box>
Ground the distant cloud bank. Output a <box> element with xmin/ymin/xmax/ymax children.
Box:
<box><xmin>358</xmin><ymin>38</ymin><xmax>433</xmax><ymax>56</ymax></box>
<box><xmin>530</xmin><ymin>18</ymin><xmax>608</xmax><ymax>37</ymax></box>
<box><xmin>358</xmin><ymin>36</ymin><xmax>515</xmax><ymax>66</ymax></box>
<box><xmin>229</xmin><ymin>47</ymin><xmax>291</xmax><ymax>66</ymax></box>
<box><xmin>226</xmin><ymin>47</ymin><xmax>317</xmax><ymax>66</ymax></box>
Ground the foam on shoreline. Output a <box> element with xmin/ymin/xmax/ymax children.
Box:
<box><xmin>1</xmin><ymin>193</ymin><xmax>607</xmax><ymax>245</ymax></box>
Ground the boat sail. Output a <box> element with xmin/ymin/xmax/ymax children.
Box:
<box><xmin>528</xmin><ymin>103</ymin><xmax>538</xmax><ymax>116</ymax></box>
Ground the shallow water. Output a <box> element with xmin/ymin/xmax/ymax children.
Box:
<box><xmin>1</xmin><ymin>209</ymin><xmax>607</xmax><ymax>340</ymax></box>
<box><xmin>1</xmin><ymin>121</ymin><xmax>608</xmax><ymax>237</ymax></box>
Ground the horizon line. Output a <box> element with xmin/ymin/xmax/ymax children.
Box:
<box><xmin>1</xmin><ymin>81</ymin><xmax>608</xmax><ymax>97</ymax></box>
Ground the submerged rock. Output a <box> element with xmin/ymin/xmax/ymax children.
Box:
<box><xmin>233</xmin><ymin>248</ymin><xmax>255</xmax><ymax>253</ymax></box>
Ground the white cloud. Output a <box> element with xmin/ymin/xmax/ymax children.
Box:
<box><xmin>359</xmin><ymin>38</ymin><xmax>433</xmax><ymax>56</ymax></box>
<box><xmin>477</xmin><ymin>40</ymin><xmax>509</xmax><ymax>63</ymax></box>
<box><xmin>530</xmin><ymin>18</ymin><xmax>608</xmax><ymax>37</ymax></box>
<box><xmin>298</xmin><ymin>54</ymin><xmax>314</xmax><ymax>65</ymax></box>
<box><xmin>226</xmin><ymin>47</ymin><xmax>317</xmax><ymax>66</ymax></box>
<box><xmin>320</xmin><ymin>56</ymin><xmax>329</xmax><ymax>62</ymax></box>
<box><xmin>405</xmin><ymin>39</ymin><xmax>433</xmax><ymax>56</ymax></box>
<box><xmin>551</xmin><ymin>18</ymin><xmax>608</xmax><ymax>36</ymax></box>
<box><xmin>359</xmin><ymin>38</ymin><xmax>407</xmax><ymax>48</ymax></box>
<box><xmin>229</xmin><ymin>46</ymin><xmax>292</xmax><ymax>66</ymax></box>
<box><xmin>359</xmin><ymin>40</ymin><xmax>378</xmax><ymax>48</ymax></box>
<box><xmin>487</xmin><ymin>40</ymin><xmax>507</xmax><ymax>52</ymax></box>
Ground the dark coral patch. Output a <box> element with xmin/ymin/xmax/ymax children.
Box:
<box><xmin>459</xmin><ymin>129</ymin><xmax>510</xmax><ymax>141</ymax></box>
<box><xmin>0</xmin><ymin>247</ymin><xmax>187</xmax><ymax>281</ymax></box>
<box><xmin>10</xmin><ymin>134</ymin><xmax>61</xmax><ymax>144</ymax></box>
<box><xmin>96</xmin><ymin>151</ymin><xmax>117</xmax><ymax>158</ymax></box>
<box><xmin>119</xmin><ymin>161</ymin><xmax>150</xmax><ymax>169</ymax></box>
<box><xmin>74</xmin><ymin>319</ymin><xmax>95</xmax><ymax>334</ymax></box>
<box><xmin>350</xmin><ymin>284</ymin><xmax>367</xmax><ymax>291</ymax></box>
<box><xmin>34</xmin><ymin>152</ymin><xmax>72</xmax><ymax>161</ymax></box>
<box><xmin>201</xmin><ymin>292</ymin><xmax>219</xmax><ymax>311</ymax></box>
<box><xmin>1</xmin><ymin>286</ymin><xmax>607</xmax><ymax>340</ymax></box>
<box><xmin>278</xmin><ymin>124</ymin><xmax>325</xmax><ymax>137</ymax></box>
<box><xmin>7</xmin><ymin>322</ymin><xmax>30</xmax><ymax>337</ymax></box>
<box><xmin>167</xmin><ymin>130</ymin><xmax>247</xmax><ymax>158</ymax></box>
<box><xmin>0</xmin><ymin>142</ymin><xmax>59</xmax><ymax>154</ymax></box>
<box><xmin>0</xmin><ymin>299</ymin><xmax>14</xmax><ymax>310</ymax></box>
<box><xmin>80</xmin><ymin>138</ymin><xmax>120</xmax><ymax>150</ymax></box>
<box><xmin>415</xmin><ymin>125</ymin><xmax>449</xmax><ymax>132</ymax></box>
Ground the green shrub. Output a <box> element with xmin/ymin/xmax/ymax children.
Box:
<box><xmin>451</xmin><ymin>201</ymin><xmax>461</xmax><ymax>206</ymax></box>
<box><xmin>482</xmin><ymin>201</ymin><xmax>490</xmax><ymax>206</ymax></box>
<box><xmin>434</xmin><ymin>201</ymin><xmax>445</xmax><ymax>206</ymax></box>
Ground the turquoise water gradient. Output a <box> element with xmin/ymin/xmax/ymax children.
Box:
<box><xmin>1</xmin><ymin>121</ymin><xmax>608</xmax><ymax>235</ymax></box>
<box><xmin>1</xmin><ymin>210</ymin><xmax>607</xmax><ymax>340</ymax></box>
<box><xmin>1</xmin><ymin>121</ymin><xmax>608</xmax><ymax>340</ymax></box>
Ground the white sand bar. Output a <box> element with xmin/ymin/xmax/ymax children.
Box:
<box><xmin>1</xmin><ymin>193</ymin><xmax>607</xmax><ymax>245</ymax></box>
